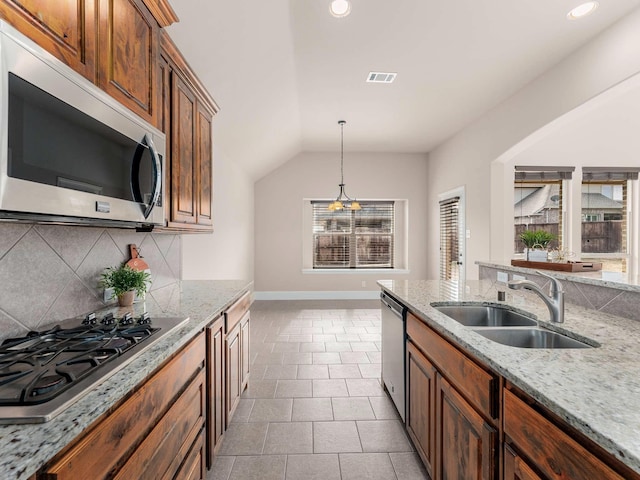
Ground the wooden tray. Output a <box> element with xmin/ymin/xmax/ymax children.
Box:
<box><xmin>511</xmin><ymin>260</ymin><xmax>602</xmax><ymax>272</ymax></box>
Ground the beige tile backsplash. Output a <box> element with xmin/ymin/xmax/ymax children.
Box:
<box><xmin>0</xmin><ymin>223</ymin><xmax>180</xmax><ymax>338</ymax></box>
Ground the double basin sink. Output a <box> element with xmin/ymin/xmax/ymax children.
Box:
<box><xmin>431</xmin><ymin>304</ymin><xmax>594</xmax><ymax>349</ymax></box>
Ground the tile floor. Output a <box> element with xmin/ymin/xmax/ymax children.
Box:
<box><xmin>207</xmin><ymin>300</ymin><xmax>428</xmax><ymax>480</ymax></box>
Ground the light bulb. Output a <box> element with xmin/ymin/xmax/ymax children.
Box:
<box><xmin>330</xmin><ymin>0</ymin><xmax>351</xmax><ymax>18</ymax></box>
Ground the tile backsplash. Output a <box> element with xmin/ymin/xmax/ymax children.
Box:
<box><xmin>0</xmin><ymin>223</ymin><xmax>181</xmax><ymax>338</ymax></box>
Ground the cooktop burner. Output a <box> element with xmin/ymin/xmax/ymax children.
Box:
<box><xmin>0</xmin><ymin>313</ymin><xmax>188</xmax><ymax>424</ymax></box>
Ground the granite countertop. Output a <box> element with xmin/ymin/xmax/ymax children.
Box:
<box><xmin>2</xmin><ymin>280</ymin><xmax>252</xmax><ymax>480</ymax></box>
<box><xmin>378</xmin><ymin>278</ymin><xmax>640</xmax><ymax>474</ymax></box>
<box><xmin>478</xmin><ymin>260</ymin><xmax>640</xmax><ymax>292</ymax></box>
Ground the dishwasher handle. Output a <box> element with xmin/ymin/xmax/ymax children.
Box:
<box><xmin>381</xmin><ymin>292</ymin><xmax>406</xmax><ymax>319</ymax></box>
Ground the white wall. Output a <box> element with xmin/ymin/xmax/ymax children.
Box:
<box><xmin>182</xmin><ymin>146</ymin><xmax>255</xmax><ymax>280</ymax></box>
<box><xmin>254</xmin><ymin>152</ymin><xmax>428</xmax><ymax>297</ymax></box>
<box><xmin>426</xmin><ymin>8</ymin><xmax>640</xmax><ymax>280</ymax></box>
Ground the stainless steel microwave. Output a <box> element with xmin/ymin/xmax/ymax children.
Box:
<box><xmin>0</xmin><ymin>21</ymin><xmax>165</xmax><ymax>229</ymax></box>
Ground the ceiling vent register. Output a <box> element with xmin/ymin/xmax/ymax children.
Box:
<box><xmin>367</xmin><ymin>72</ymin><xmax>397</xmax><ymax>84</ymax></box>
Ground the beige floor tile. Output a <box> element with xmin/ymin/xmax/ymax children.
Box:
<box><xmin>324</xmin><ymin>341</ymin><xmax>352</xmax><ymax>352</ymax></box>
<box><xmin>263</xmin><ymin>365</ymin><xmax>299</xmax><ymax>380</ymax></box>
<box><xmin>299</xmin><ymin>342</ymin><xmax>326</xmax><ymax>353</ymax></box>
<box><xmin>230</xmin><ymin>398</ymin><xmax>255</xmax><ymax>423</ymax></box>
<box><xmin>263</xmin><ymin>422</ymin><xmax>313</xmax><ymax>454</ymax></box>
<box><xmin>322</xmin><ymin>326</ymin><xmax>345</xmax><ymax>334</ymax></box>
<box><xmin>368</xmin><ymin>396</ymin><xmax>401</xmax><ymax>420</ymax></box>
<box><xmin>313</xmin><ymin>421</ymin><xmax>362</xmax><ymax>453</ymax></box>
<box><xmin>218</xmin><ymin>423</ymin><xmax>268</xmax><ymax>455</ymax></box>
<box><xmin>300</xmin><ymin>326</ymin><xmax>324</xmax><ymax>334</ymax></box>
<box><xmin>288</xmin><ymin>334</ymin><xmax>314</xmax><ymax>342</ymax></box>
<box><xmin>345</xmin><ymin>326</ymin><xmax>369</xmax><ymax>334</ymax></box>
<box><xmin>271</xmin><ymin>342</ymin><xmax>301</xmax><ymax>353</ymax></box>
<box><xmin>358</xmin><ymin>363</ymin><xmax>381</xmax><ymax>379</ymax></box>
<box><xmin>291</xmin><ymin>398</ymin><xmax>334</xmax><ymax>421</ymax></box>
<box><xmin>336</xmin><ymin>333</ymin><xmax>362</xmax><ymax>342</ymax></box>
<box><xmin>253</xmin><ymin>352</ymin><xmax>284</xmax><ymax>365</ymax></box>
<box><xmin>360</xmin><ymin>333</ymin><xmax>382</xmax><ymax>342</ymax></box>
<box><xmin>248</xmin><ymin>398</ymin><xmax>293</xmax><ymax>422</ymax></box>
<box><xmin>350</xmin><ymin>342</ymin><xmax>378</xmax><ymax>352</ymax></box>
<box><xmin>328</xmin><ymin>364</ymin><xmax>362</xmax><ymax>379</ymax></box>
<box><xmin>206</xmin><ymin>455</ymin><xmax>235</xmax><ymax>480</ymax></box>
<box><xmin>228</xmin><ymin>455</ymin><xmax>286</xmax><ymax>480</ymax></box>
<box><xmin>367</xmin><ymin>351</ymin><xmax>382</xmax><ymax>363</ymax></box>
<box><xmin>389</xmin><ymin>452</ymin><xmax>429</xmax><ymax>479</ymax></box>
<box><xmin>312</xmin><ymin>379</ymin><xmax>348</xmax><ymax>397</ymax></box>
<box><xmin>297</xmin><ymin>364</ymin><xmax>330</xmax><ymax>379</ymax></box>
<box><xmin>356</xmin><ymin>420</ymin><xmax>413</xmax><ymax>452</ymax></box>
<box><xmin>285</xmin><ymin>454</ymin><xmax>341</xmax><ymax>480</ymax></box>
<box><xmin>275</xmin><ymin>379</ymin><xmax>313</xmax><ymax>398</ymax></box>
<box><xmin>346</xmin><ymin>378</ymin><xmax>385</xmax><ymax>397</ymax></box>
<box><xmin>332</xmin><ymin>397</ymin><xmax>376</xmax><ymax>420</ymax></box>
<box><xmin>312</xmin><ymin>352</ymin><xmax>342</xmax><ymax>364</ymax></box>
<box><xmin>340</xmin><ymin>352</ymin><xmax>371</xmax><ymax>364</ymax></box>
<box><xmin>312</xmin><ymin>334</ymin><xmax>336</xmax><ymax>342</ymax></box>
<box><xmin>242</xmin><ymin>380</ymin><xmax>277</xmax><ymax>399</ymax></box>
<box><xmin>339</xmin><ymin>453</ymin><xmax>397</xmax><ymax>480</ymax></box>
<box><xmin>283</xmin><ymin>352</ymin><xmax>313</xmax><ymax>365</ymax></box>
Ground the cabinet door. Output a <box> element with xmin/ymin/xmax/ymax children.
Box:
<box><xmin>173</xmin><ymin>428</ymin><xmax>206</xmax><ymax>480</ymax></box>
<box><xmin>97</xmin><ymin>0</ymin><xmax>159</xmax><ymax>126</ymax></box>
<box><xmin>406</xmin><ymin>341</ymin><xmax>436</xmax><ymax>479</ymax></box>
<box><xmin>436</xmin><ymin>375</ymin><xmax>497</xmax><ymax>480</ymax></box>
<box><xmin>196</xmin><ymin>102</ymin><xmax>213</xmax><ymax>226</ymax></box>
<box><xmin>225</xmin><ymin>324</ymin><xmax>241</xmax><ymax>427</ymax></box>
<box><xmin>0</xmin><ymin>0</ymin><xmax>96</xmax><ymax>80</ymax></box>
<box><xmin>504</xmin><ymin>445</ymin><xmax>543</xmax><ymax>480</ymax></box>
<box><xmin>240</xmin><ymin>312</ymin><xmax>250</xmax><ymax>391</ymax></box>
<box><xmin>206</xmin><ymin>317</ymin><xmax>225</xmax><ymax>468</ymax></box>
<box><xmin>170</xmin><ymin>72</ymin><xmax>198</xmax><ymax>225</ymax></box>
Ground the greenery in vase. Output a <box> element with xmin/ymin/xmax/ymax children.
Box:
<box><xmin>519</xmin><ymin>229</ymin><xmax>557</xmax><ymax>250</ymax></box>
<box><xmin>100</xmin><ymin>265</ymin><xmax>151</xmax><ymax>298</ymax></box>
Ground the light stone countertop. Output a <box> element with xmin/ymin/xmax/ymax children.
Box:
<box><xmin>378</xmin><ymin>278</ymin><xmax>640</xmax><ymax>475</ymax></box>
<box><xmin>2</xmin><ymin>279</ymin><xmax>252</xmax><ymax>480</ymax></box>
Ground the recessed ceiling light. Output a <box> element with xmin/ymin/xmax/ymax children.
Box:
<box><xmin>330</xmin><ymin>0</ymin><xmax>351</xmax><ymax>18</ymax></box>
<box><xmin>567</xmin><ymin>1</ymin><xmax>599</xmax><ymax>20</ymax></box>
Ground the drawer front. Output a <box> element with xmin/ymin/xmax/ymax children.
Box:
<box><xmin>115</xmin><ymin>369</ymin><xmax>206</xmax><ymax>480</ymax></box>
<box><xmin>407</xmin><ymin>312</ymin><xmax>497</xmax><ymax>419</ymax></box>
<box><xmin>43</xmin><ymin>332</ymin><xmax>206</xmax><ymax>479</ymax></box>
<box><xmin>504</xmin><ymin>389</ymin><xmax>626</xmax><ymax>480</ymax></box>
<box><xmin>174</xmin><ymin>428</ymin><xmax>206</xmax><ymax>480</ymax></box>
<box><xmin>225</xmin><ymin>291</ymin><xmax>251</xmax><ymax>333</ymax></box>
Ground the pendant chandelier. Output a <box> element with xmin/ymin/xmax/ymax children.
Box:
<box><xmin>328</xmin><ymin>120</ymin><xmax>361</xmax><ymax>212</ymax></box>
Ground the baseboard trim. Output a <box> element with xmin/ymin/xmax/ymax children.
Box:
<box><xmin>254</xmin><ymin>291</ymin><xmax>380</xmax><ymax>301</ymax></box>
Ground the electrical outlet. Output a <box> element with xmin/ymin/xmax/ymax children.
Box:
<box><xmin>496</xmin><ymin>271</ymin><xmax>509</xmax><ymax>283</ymax></box>
<box><xmin>361</xmin><ymin>280</ymin><xmax>367</xmax><ymax>288</ymax></box>
<box><xmin>103</xmin><ymin>287</ymin><xmax>115</xmax><ymax>302</ymax></box>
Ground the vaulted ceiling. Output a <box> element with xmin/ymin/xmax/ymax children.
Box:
<box><xmin>166</xmin><ymin>0</ymin><xmax>640</xmax><ymax>180</ymax></box>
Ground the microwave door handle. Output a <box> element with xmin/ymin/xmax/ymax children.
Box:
<box><xmin>131</xmin><ymin>134</ymin><xmax>162</xmax><ymax>219</ymax></box>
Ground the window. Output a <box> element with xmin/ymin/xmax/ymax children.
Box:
<box><xmin>439</xmin><ymin>196</ymin><xmax>461</xmax><ymax>281</ymax></box>
<box><xmin>513</xmin><ymin>166</ymin><xmax>574</xmax><ymax>254</ymax></box>
<box><xmin>581</xmin><ymin>167</ymin><xmax>638</xmax><ymax>273</ymax></box>
<box><xmin>312</xmin><ymin>201</ymin><xmax>394</xmax><ymax>269</ymax></box>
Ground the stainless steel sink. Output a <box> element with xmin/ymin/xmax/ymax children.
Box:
<box><xmin>432</xmin><ymin>304</ymin><xmax>537</xmax><ymax>327</ymax></box>
<box><xmin>472</xmin><ymin>327</ymin><xmax>593</xmax><ymax>349</ymax></box>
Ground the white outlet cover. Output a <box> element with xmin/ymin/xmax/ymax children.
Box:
<box><xmin>497</xmin><ymin>272</ymin><xmax>509</xmax><ymax>283</ymax></box>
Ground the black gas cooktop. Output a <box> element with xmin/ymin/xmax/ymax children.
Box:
<box><xmin>0</xmin><ymin>312</ymin><xmax>188</xmax><ymax>424</ymax></box>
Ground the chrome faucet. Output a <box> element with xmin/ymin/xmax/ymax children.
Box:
<box><xmin>508</xmin><ymin>271</ymin><xmax>564</xmax><ymax>323</ymax></box>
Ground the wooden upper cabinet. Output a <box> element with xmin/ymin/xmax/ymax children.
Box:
<box><xmin>161</xmin><ymin>31</ymin><xmax>218</xmax><ymax>231</ymax></box>
<box><xmin>171</xmin><ymin>72</ymin><xmax>198</xmax><ymax>225</ymax></box>
<box><xmin>97</xmin><ymin>0</ymin><xmax>159</xmax><ymax>127</ymax></box>
<box><xmin>0</xmin><ymin>0</ymin><xmax>97</xmax><ymax>80</ymax></box>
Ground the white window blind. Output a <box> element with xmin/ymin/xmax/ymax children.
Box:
<box><xmin>439</xmin><ymin>197</ymin><xmax>461</xmax><ymax>281</ymax></box>
<box><xmin>312</xmin><ymin>201</ymin><xmax>394</xmax><ymax>268</ymax></box>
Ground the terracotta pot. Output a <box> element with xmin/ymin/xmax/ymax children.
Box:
<box><xmin>118</xmin><ymin>291</ymin><xmax>135</xmax><ymax>307</ymax></box>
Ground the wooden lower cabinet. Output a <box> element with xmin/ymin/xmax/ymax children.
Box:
<box><xmin>504</xmin><ymin>389</ymin><xmax>634</xmax><ymax>480</ymax></box>
<box><xmin>437</xmin><ymin>375</ymin><xmax>497</xmax><ymax>480</ymax></box>
<box><xmin>504</xmin><ymin>445</ymin><xmax>543</xmax><ymax>480</ymax></box>
<box><xmin>406</xmin><ymin>340</ymin><xmax>436</xmax><ymax>478</ymax></box>
<box><xmin>39</xmin><ymin>332</ymin><xmax>206</xmax><ymax>480</ymax></box>
<box><xmin>240</xmin><ymin>311</ymin><xmax>250</xmax><ymax>391</ymax></box>
<box><xmin>206</xmin><ymin>315</ymin><xmax>225</xmax><ymax>468</ymax></box>
<box><xmin>225</xmin><ymin>321</ymin><xmax>241</xmax><ymax>426</ymax></box>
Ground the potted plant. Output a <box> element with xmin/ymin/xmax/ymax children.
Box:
<box><xmin>519</xmin><ymin>229</ymin><xmax>556</xmax><ymax>262</ymax></box>
<box><xmin>100</xmin><ymin>265</ymin><xmax>151</xmax><ymax>307</ymax></box>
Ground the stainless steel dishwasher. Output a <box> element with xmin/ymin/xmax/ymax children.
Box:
<box><xmin>381</xmin><ymin>291</ymin><xmax>407</xmax><ymax>422</ymax></box>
